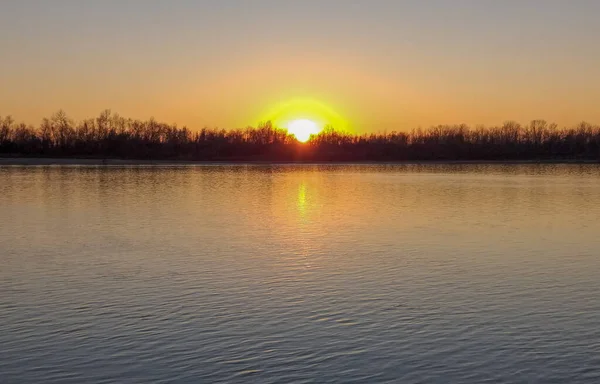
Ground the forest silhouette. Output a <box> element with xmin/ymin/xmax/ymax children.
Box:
<box><xmin>1</xmin><ymin>110</ymin><xmax>599</xmax><ymax>162</ymax></box>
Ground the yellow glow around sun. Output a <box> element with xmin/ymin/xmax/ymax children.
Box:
<box><xmin>258</xmin><ymin>98</ymin><xmax>349</xmax><ymax>139</ymax></box>
<box><xmin>287</xmin><ymin>119</ymin><xmax>320</xmax><ymax>142</ymax></box>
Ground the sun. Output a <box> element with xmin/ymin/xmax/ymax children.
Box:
<box><xmin>287</xmin><ymin>119</ymin><xmax>320</xmax><ymax>142</ymax></box>
<box><xmin>258</xmin><ymin>98</ymin><xmax>349</xmax><ymax>139</ymax></box>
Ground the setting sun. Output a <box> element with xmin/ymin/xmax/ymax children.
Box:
<box><xmin>287</xmin><ymin>119</ymin><xmax>320</xmax><ymax>142</ymax></box>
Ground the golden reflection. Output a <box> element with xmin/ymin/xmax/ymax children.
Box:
<box><xmin>295</xmin><ymin>181</ymin><xmax>312</xmax><ymax>269</ymax></box>
<box><xmin>297</xmin><ymin>182</ymin><xmax>307</xmax><ymax>219</ymax></box>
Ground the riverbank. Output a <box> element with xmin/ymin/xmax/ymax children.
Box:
<box><xmin>1</xmin><ymin>157</ymin><xmax>599</xmax><ymax>166</ymax></box>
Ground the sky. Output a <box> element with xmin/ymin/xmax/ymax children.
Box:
<box><xmin>1</xmin><ymin>0</ymin><xmax>599</xmax><ymax>132</ymax></box>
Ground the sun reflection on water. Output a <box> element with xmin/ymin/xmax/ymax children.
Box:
<box><xmin>297</xmin><ymin>182</ymin><xmax>307</xmax><ymax>219</ymax></box>
<box><xmin>295</xmin><ymin>181</ymin><xmax>314</xmax><ymax>269</ymax></box>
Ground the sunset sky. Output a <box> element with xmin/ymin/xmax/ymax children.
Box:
<box><xmin>1</xmin><ymin>0</ymin><xmax>599</xmax><ymax>132</ymax></box>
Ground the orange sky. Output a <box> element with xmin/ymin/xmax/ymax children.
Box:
<box><xmin>1</xmin><ymin>1</ymin><xmax>599</xmax><ymax>132</ymax></box>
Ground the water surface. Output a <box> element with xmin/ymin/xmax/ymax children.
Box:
<box><xmin>1</xmin><ymin>164</ymin><xmax>600</xmax><ymax>383</ymax></box>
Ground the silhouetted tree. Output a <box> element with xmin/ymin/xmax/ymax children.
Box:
<box><xmin>1</xmin><ymin>110</ymin><xmax>599</xmax><ymax>161</ymax></box>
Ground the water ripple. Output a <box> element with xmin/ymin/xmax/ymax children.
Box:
<box><xmin>1</xmin><ymin>164</ymin><xmax>600</xmax><ymax>383</ymax></box>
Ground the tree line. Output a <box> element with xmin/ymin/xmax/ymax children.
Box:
<box><xmin>1</xmin><ymin>110</ymin><xmax>599</xmax><ymax>161</ymax></box>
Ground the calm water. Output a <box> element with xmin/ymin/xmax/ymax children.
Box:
<box><xmin>1</xmin><ymin>164</ymin><xmax>600</xmax><ymax>383</ymax></box>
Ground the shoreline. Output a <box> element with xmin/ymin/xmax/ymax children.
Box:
<box><xmin>1</xmin><ymin>157</ymin><xmax>599</xmax><ymax>166</ymax></box>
